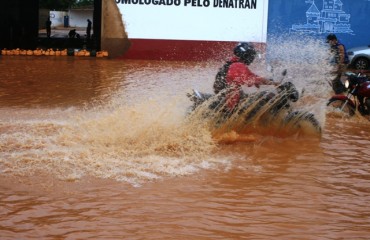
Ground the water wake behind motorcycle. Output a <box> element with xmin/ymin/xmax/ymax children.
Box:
<box><xmin>186</xmin><ymin>81</ymin><xmax>322</xmax><ymax>139</ymax></box>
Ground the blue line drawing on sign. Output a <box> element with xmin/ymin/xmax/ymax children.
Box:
<box><xmin>290</xmin><ymin>0</ymin><xmax>353</xmax><ymax>35</ymax></box>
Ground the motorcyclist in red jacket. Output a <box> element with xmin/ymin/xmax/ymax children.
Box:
<box><xmin>213</xmin><ymin>42</ymin><xmax>279</xmax><ymax>110</ymax></box>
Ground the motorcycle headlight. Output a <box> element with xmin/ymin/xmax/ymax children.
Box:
<box><xmin>344</xmin><ymin>80</ymin><xmax>350</xmax><ymax>88</ymax></box>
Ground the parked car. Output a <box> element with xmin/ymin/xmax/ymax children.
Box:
<box><xmin>347</xmin><ymin>45</ymin><xmax>370</xmax><ymax>70</ymax></box>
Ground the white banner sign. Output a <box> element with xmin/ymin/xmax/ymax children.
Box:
<box><xmin>116</xmin><ymin>0</ymin><xmax>269</xmax><ymax>42</ymax></box>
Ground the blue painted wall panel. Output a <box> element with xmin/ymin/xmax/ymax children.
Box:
<box><xmin>267</xmin><ymin>0</ymin><xmax>370</xmax><ymax>49</ymax></box>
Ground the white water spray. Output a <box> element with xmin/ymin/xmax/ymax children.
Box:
<box><xmin>0</xmin><ymin>36</ymin><xmax>335</xmax><ymax>185</ymax></box>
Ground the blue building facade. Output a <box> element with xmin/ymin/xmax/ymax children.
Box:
<box><xmin>267</xmin><ymin>0</ymin><xmax>370</xmax><ymax>48</ymax></box>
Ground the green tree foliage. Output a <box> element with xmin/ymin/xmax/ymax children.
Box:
<box><xmin>39</xmin><ymin>0</ymin><xmax>75</xmax><ymax>10</ymax></box>
<box><xmin>74</xmin><ymin>0</ymin><xmax>94</xmax><ymax>7</ymax></box>
<box><xmin>39</xmin><ymin>0</ymin><xmax>94</xmax><ymax>10</ymax></box>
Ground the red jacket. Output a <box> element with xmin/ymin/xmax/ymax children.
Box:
<box><xmin>225</xmin><ymin>57</ymin><xmax>263</xmax><ymax>109</ymax></box>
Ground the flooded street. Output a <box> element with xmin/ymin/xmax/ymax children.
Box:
<box><xmin>1</xmin><ymin>55</ymin><xmax>370</xmax><ymax>239</ymax></box>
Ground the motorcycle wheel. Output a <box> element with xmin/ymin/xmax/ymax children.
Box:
<box><xmin>353</xmin><ymin>57</ymin><xmax>370</xmax><ymax>70</ymax></box>
<box><xmin>242</xmin><ymin>91</ymin><xmax>273</xmax><ymax>123</ymax></box>
<box><xmin>284</xmin><ymin>111</ymin><xmax>322</xmax><ymax>135</ymax></box>
<box><xmin>327</xmin><ymin>99</ymin><xmax>355</xmax><ymax>117</ymax></box>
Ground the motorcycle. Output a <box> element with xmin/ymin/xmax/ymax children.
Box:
<box><xmin>186</xmin><ymin>80</ymin><xmax>322</xmax><ymax>136</ymax></box>
<box><xmin>327</xmin><ymin>72</ymin><xmax>370</xmax><ymax>117</ymax></box>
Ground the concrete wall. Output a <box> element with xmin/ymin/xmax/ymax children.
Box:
<box><xmin>100</xmin><ymin>0</ymin><xmax>130</xmax><ymax>58</ymax></box>
<box><xmin>40</xmin><ymin>10</ymin><xmax>92</xmax><ymax>29</ymax></box>
<box><xmin>49</xmin><ymin>11</ymin><xmax>67</xmax><ymax>28</ymax></box>
<box><xmin>68</xmin><ymin>10</ymin><xmax>93</xmax><ymax>28</ymax></box>
<box><xmin>39</xmin><ymin>9</ymin><xmax>50</xmax><ymax>29</ymax></box>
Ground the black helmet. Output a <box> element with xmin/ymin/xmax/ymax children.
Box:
<box><xmin>326</xmin><ymin>33</ymin><xmax>337</xmax><ymax>42</ymax></box>
<box><xmin>233</xmin><ymin>42</ymin><xmax>257</xmax><ymax>65</ymax></box>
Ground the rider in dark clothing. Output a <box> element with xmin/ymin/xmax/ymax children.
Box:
<box><xmin>86</xmin><ymin>19</ymin><xmax>92</xmax><ymax>39</ymax></box>
<box><xmin>327</xmin><ymin>34</ymin><xmax>349</xmax><ymax>94</ymax></box>
<box><xmin>46</xmin><ymin>17</ymin><xmax>51</xmax><ymax>38</ymax></box>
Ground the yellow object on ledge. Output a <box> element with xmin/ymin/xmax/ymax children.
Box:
<box><xmin>1</xmin><ymin>48</ymin><xmax>109</xmax><ymax>58</ymax></box>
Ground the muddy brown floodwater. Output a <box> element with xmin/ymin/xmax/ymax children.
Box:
<box><xmin>0</xmin><ymin>55</ymin><xmax>369</xmax><ymax>240</ymax></box>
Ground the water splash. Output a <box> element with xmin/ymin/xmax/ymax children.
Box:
<box><xmin>186</xmin><ymin>35</ymin><xmax>333</xmax><ymax>139</ymax></box>
<box><xmin>264</xmin><ymin>34</ymin><xmax>334</xmax><ymax>125</ymax></box>
<box><xmin>0</xmin><ymin>36</ymin><xmax>337</xmax><ymax>185</ymax></box>
<box><xmin>0</xmin><ymin>96</ymin><xmax>231</xmax><ymax>187</ymax></box>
